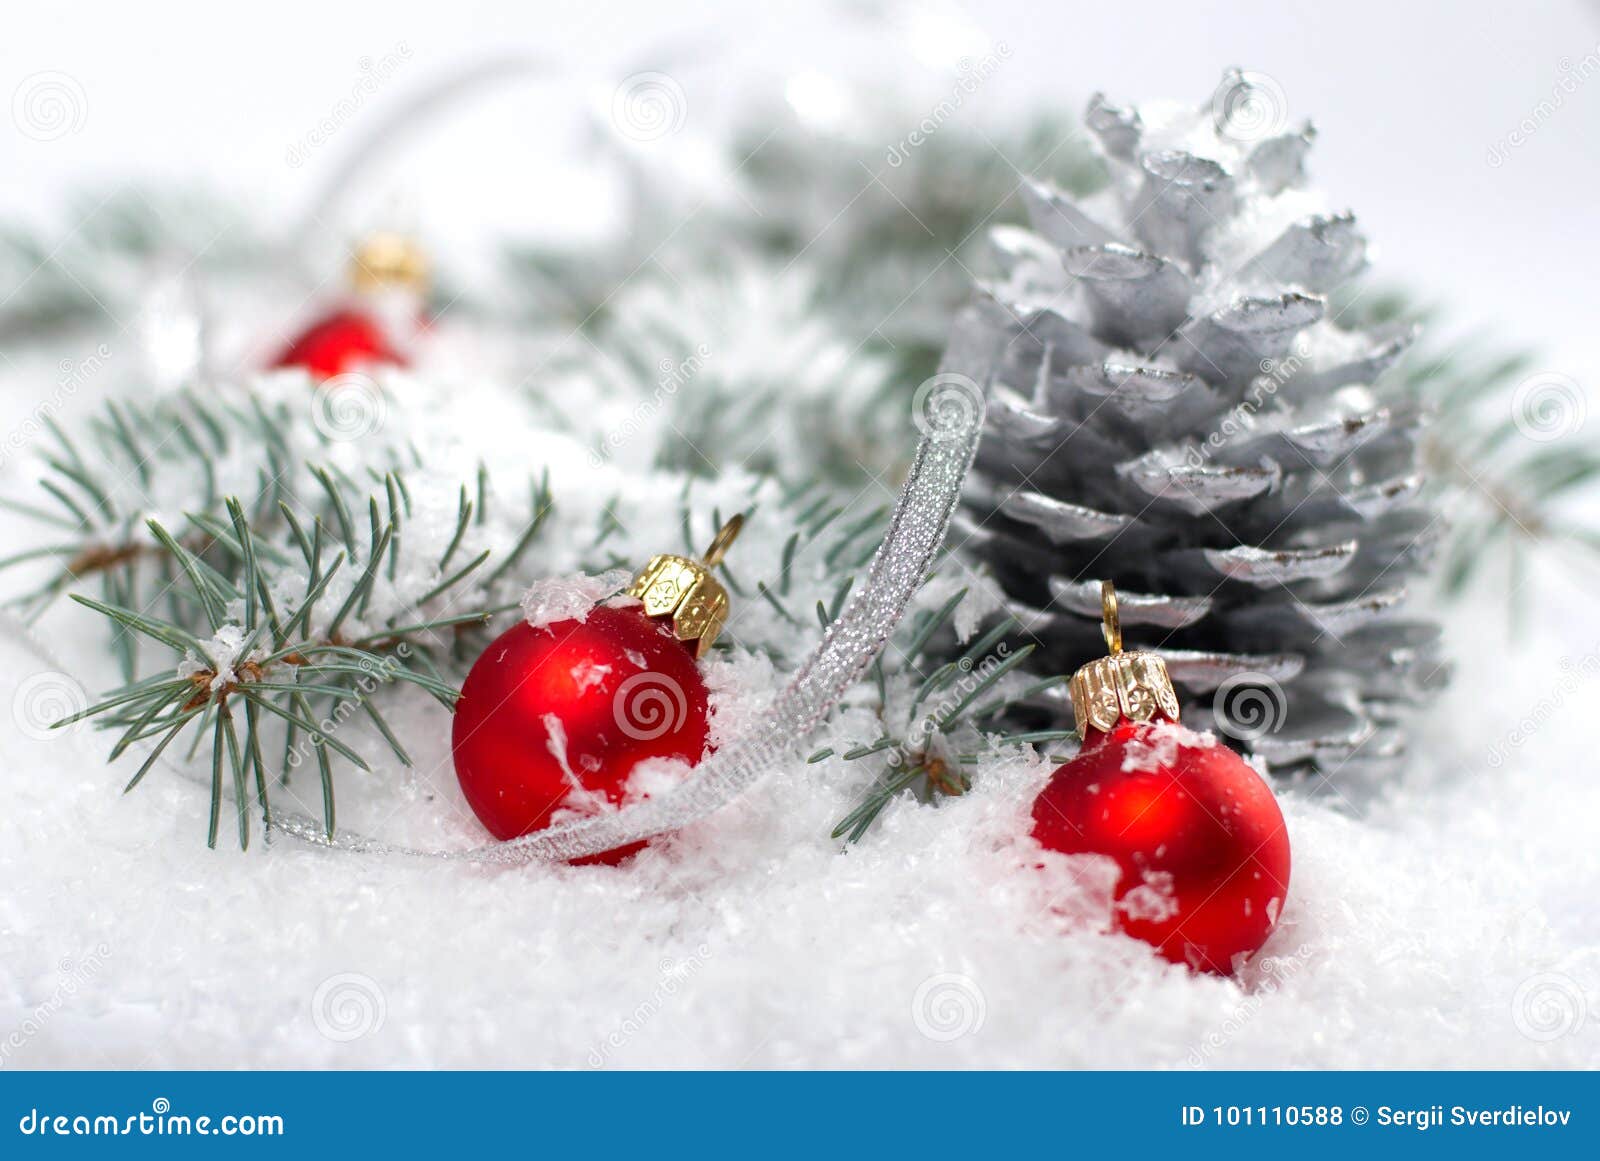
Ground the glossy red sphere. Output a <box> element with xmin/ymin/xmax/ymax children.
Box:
<box><xmin>273</xmin><ymin>308</ymin><xmax>403</xmax><ymax>379</ymax></box>
<box><xmin>451</xmin><ymin>606</ymin><xmax>710</xmax><ymax>862</ymax></box>
<box><xmin>1031</xmin><ymin>719</ymin><xmax>1291</xmax><ymax>974</ymax></box>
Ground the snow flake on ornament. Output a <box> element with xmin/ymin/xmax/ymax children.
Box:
<box><xmin>1116</xmin><ymin>720</ymin><xmax>1219</xmax><ymax>774</ymax></box>
<box><xmin>570</xmin><ymin>660</ymin><xmax>613</xmax><ymax>694</ymax></box>
<box><xmin>520</xmin><ymin>569</ymin><xmax>634</xmax><ymax>628</ymax></box>
<box><xmin>1117</xmin><ymin>869</ymin><xmax>1180</xmax><ymax>923</ymax></box>
<box><xmin>540</xmin><ymin>713</ymin><xmax>610</xmax><ymax>814</ymax></box>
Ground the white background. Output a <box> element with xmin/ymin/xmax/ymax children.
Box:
<box><xmin>3</xmin><ymin>0</ymin><xmax>1598</xmax><ymax>375</ymax></box>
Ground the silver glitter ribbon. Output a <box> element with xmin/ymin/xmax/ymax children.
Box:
<box><xmin>271</xmin><ymin>317</ymin><xmax>992</xmax><ymax>862</ymax></box>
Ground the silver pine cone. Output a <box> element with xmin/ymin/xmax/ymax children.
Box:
<box><xmin>945</xmin><ymin>73</ymin><xmax>1449</xmax><ymax>787</ymax></box>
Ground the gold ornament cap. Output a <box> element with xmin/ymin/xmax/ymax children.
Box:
<box><xmin>627</xmin><ymin>516</ymin><xmax>743</xmax><ymax>659</ymax></box>
<box><xmin>349</xmin><ymin>232</ymin><xmax>430</xmax><ymax>294</ymax></box>
<box><xmin>1069</xmin><ymin>581</ymin><xmax>1181</xmax><ymax>737</ymax></box>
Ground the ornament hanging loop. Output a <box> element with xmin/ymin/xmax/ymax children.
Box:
<box><xmin>702</xmin><ymin>514</ymin><xmax>744</xmax><ymax>568</ymax></box>
<box><xmin>627</xmin><ymin>514</ymin><xmax>745</xmax><ymax>659</ymax></box>
<box><xmin>1100</xmin><ymin>579</ymin><xmax>1122</xmax><ymax>655</ymax></box>
<box><xmin>1072</xmin><ymin>580</ymin><xmax>1181</xmax><ymax>737</ymax></box>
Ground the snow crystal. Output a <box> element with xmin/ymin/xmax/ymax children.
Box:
<box><xmin>541</xmin><ymin>721</ymin><xmax>699</xmax><ymax>822</ymax></box>
<box><xmin>174</xmin><ymin>624</ymin><xmax>260</xmax><ymax>692</ymax></box>
<box><xmin>541</xmin><ymin>713</ymin><xmax>609</xmax><ymax>814</ymax></box>
<box><xmin>570</xmin><ymin>660</ymin><xmax>613</xmax><ymax>694</ymax></box>
<box><xmin>916</xmin><ymin>573</ymin><xmax>1004</xmax><ymax>644</ymax></box>
<box><xmin>1119</xmin><ymin>720</ymin><xmax>1218</xmax><ymax>773</ymax></box>
<box><xmin>520</xmin><ymin>569</ymin><xmax>633</xmax><ymax>628</ymax></box>
<box><xmin>1118</xmin><ymin>870</ymin><xmax>1180</xmax><ymax>923</ymax></box>
<box><xmin>624</xmin><ymin>756</ymin><xmax>696</xmax><ymax>802</ymax></box>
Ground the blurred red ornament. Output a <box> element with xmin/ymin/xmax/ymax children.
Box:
<box><xmin>450</xmin><ymin>518</ymin><xmax>742</xmax><ymax>864</ymax></box>
<box><xmin>273</xmin><ymin>309</ymin><xmax>403</xmax><ymax>379</ymax></box>
<box><xmin>1030</xmin><ymin>582</ymin><xmax>1291</xmax><ymax>974</ymax></box>
<box><xmin>272</xmin><ymin>234</ymin><xmax>429</xmax><ymax>379</ymax></box>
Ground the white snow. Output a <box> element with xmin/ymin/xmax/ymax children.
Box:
<box><xmin>521</xmin><ymin>570</ymin><xmax>634</xmax><ymax>629</ymax></box>
<box><xmin>621</xmin><ymin>756</ymin><xmax>697</xmax><ymax>803</ymax></box>
<box><xmin>569</xmin><ymin>660</ymin><xmax>613</xmax><ymax>694</ymax></box>
<box><xmin>1118</xmin><ymin>720</ymin><xmax>1219</xmax><ymax>773</ymax></box>
<box><xmin>1117</xmin><ymin>870</ymin><xmax>1180</xmax><ymax>923</ymax></box>
<box><xmin>4</xmin><ymin>557</ymin><xmax>1597</xmax><ymax>1068</ymax></box>
<box><xmin>916</xmin><ymin>572</ymin><xmax>1004</xmax><ymax>644</ymax></box>
<box><xmin>175</xmin><ymin>624</ymin><xmax>261</xmax><ymax>693</ymax></box>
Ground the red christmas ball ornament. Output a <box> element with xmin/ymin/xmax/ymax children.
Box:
<box><xmin>1030</xmin><ymin>583</ymin><xmax>1291</xmax><ymax>974</ymax></box>
<box><xmin>272</xmin><ymin>234</ymin><xmax>428</xmax><ymax>379</ymax></box>
<box><xmin>273</xmin><ymin>309</ymin><xmax>403</xmax><ymax>379</ymax></box>
<box><xmin>451</xmin><ymin>518</ymin><xmax>742</xmax><ymax>863</ymax></box>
